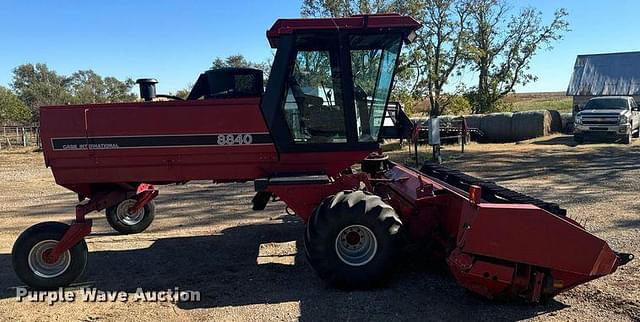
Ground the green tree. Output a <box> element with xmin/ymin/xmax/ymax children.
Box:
<box><xmin>68</xmin><ymin>70</ymin><xmax>105</xmax><ymax>104</ymax></box>
<box><xmin>103</xmin><ymin>77</ymin><xmax>137</xmax><ymax>102</ymax></box>
<box><xmin>11</xmin><ymin>64</ymin><xmax>136</xmax><ymax>120</ymax></box>
<box><xmin>11</xmin><ymin>63</ymin><xmax>72</xmax><ymax>120</ymax></box>
<box><xmin>465</xmin><ymin>0</ymin><xmax>569</xmax><ymax>113</ymax></box>
<box><xmin>0</xmin><ymin>86</ymin><xmax>31</xmax><ymax>124</ymax></box>
<box><xmin>406</xmin><ymin>0</ymin><xmax>470</xmax><ymax>116</ymax></box>
<box><xmin>301</xmin><ymin>0</ymin><xmax>395</xmax><ymax>17</ymax></box>
<box><xmin>445</xmin><ymin>94</ymin><xmax>472</xmax><ymax>115</ymax></box>
<box><xmin>211</xmin><ymin>54</ymin><xmax>272</xmax><ymax>80</ymax></box>
<box><xmin>69</xmin><ymin>70</ymin><xmax>137</xmax><ymax>104</ymax></box>
<box><xmin>173</xmin><ymin>88</ymin><xmax>191</xmax><ymax>99</ymax></box>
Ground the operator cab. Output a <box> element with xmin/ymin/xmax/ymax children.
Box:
<box><xmin>262</xmin><ymin>14</ymin><xmax>420</xmax><ymax>152</ymax></box>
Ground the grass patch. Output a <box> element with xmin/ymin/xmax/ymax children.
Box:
<box><xmin>507</xmin><ymin>97</ymin><xmax>572</xmax><ymax>113</ymax></box>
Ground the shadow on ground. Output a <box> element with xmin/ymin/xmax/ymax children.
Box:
<box><xmin>531</xmin><ymin>135</ymin><xmax>631</xmax><ymax>146</ymax></box>
<box><xmin>0</xmin><ymin>220</ymin><xmax>567</xmax><ymax>321</ymax></box>
<box><xmin>529</xmin><ymin>136</ymin><xmax>579</xmax><ymax>146</ymax></box>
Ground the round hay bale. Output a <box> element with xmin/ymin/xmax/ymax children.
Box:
<box><xmin>462</xmin><ymin>114</ymin><xmax>482</xmax><ymax>129</ymax></box>
<box><xmin>411</xmin><ymin>115</ymin><xmax>456</xmax><ymax>128</ymax></box>
<box><xmin>511</xmin><ymin>111</ymin><xmax>551</xmax><ymax>141</ymax></box>
<box><xmin>560</xmin><ymin>112</ymin><xmax>574</xmax><ymax>133</ymax></box>
<box><xmin>547</xmin><ymin>110</ymin><xmax>563</xmax><ymax>133</ymax></box>
<box><xmin>437</xmin><ymin>115</ymin><xmax>454</xmax><ymax>127</ymax></box>
<box><xmin>480</xmin><ymin>112</ymin><xmax>513</xmax><ymax>142</ymax></box>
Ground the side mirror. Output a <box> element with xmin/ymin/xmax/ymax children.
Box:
<box><xmin>633</xmin><ymin>105</ymin><xmax>640</xmax><ymax>111</ymax></box>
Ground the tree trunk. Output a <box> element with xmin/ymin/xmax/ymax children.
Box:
<box><xmin>430</xmin><ymin>94</ymin><xmax>440</xmax><ymax>117</ymax></box>
<box><xmin>476</xmin><ymin>53</ymin><xmax>492</xmax><ymax>114</ymax></box>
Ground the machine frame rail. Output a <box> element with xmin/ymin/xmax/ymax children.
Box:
<box><xmin>420</xmin><ymin>162</ymin><xmax>567</xmax><ymax>217</ymax></box>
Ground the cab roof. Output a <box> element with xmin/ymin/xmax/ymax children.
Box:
<box><xmin>266</xmin><ymin>13</ymin><xmax>421</xmax><ymax>48</ymax></box>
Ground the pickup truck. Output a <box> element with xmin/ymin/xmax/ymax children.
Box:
<box><xmin>574</xmin><ymin>96</ymin><xmax>640</xmax><ymax>144</ymax></box>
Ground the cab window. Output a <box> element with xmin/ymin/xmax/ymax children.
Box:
<box><xmin>282</xmin><ymin>46</ymin><xmax>347</xmax><ymax>144</ymax></box>
<box><xmin>350</xmin><ymin>34</ymin><xmax>402</xmax><ymax>142</ymax></box>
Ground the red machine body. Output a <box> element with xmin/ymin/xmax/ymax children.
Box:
<box><xmin>371</xmin><ymin>163</ymin><xmax>622</xmax><ymax>301</ymax></box>
<box><xmin>14</xmin><ymin>14</ymin><xmax>631</xmax><ymax>302</ymax></box>
<box><xmin>39</xmin><ymin>98</ymin><xmax>366</xmax><ymax>198</ymax></box>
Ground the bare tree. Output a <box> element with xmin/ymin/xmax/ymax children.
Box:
<box><xmin>465</xmin><ymin>0</ymin><xmax>569</xmax><ymax>113</ymax></box>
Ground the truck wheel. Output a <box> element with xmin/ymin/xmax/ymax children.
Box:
<box><xmin>106</xmin><ymin>199</ymin><xmax>155</xmax><ymax>234</ymax></box>
<box><xmin>12</xmin><ymin>222</ymin><xmax>88</xmax><ymax>290</ymax></box>
<box><xmin>304</xmin><ymin>190</ymin><xmax>402</xmax><ymax>289</ymax></box>
<box><xmin>573</xmin><ymin>135</ymin><xmax>584</xmax><ymax>144</ymax></box>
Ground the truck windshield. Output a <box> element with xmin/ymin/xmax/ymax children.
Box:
<box><xmin>350</xmin><ymin>34</ymin><xmax>402</xmax><ymax>142</ymax></box>
<box><xmin>584</xmin><ymin>98</ymin><xmax>628</xmax><ymax>110</ymax></box>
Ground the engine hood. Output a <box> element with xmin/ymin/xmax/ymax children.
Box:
<box><xmin>578</xmin><ymin>109</ymin><xmax>627</xmax><ymax>116</ymax></box>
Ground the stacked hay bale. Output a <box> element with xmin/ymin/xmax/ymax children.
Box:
<box><xmin>463</xmin><ymin>114</ymin><xmax>482</xmax><ymax>129</ymax></box>
<box><xmin>480</xmin><ymin>112</ymin><xmax>513</xmax><ymax>142</ymax></box>
<box><xmin>547</xmin><ymin>110</ymin><xmax>563</xmax><ymax>133</ymax></box>
<box><xmin>510</xmin><ymin>110</ymin><xmax>552</xmax><ymax>141</ymax></box>
<box><xmin>409</xmin><ymin>110</ymin><xmax>560</xmax><ymax>142</ymax></box>
<box><xmin>437</xmin><ymin>115</ymin><xmax>454</xmax><ymax>127</ymax></box>
<box><xmin>560</xmin><ymin>113</ymin><xmax>574</xmax><ymax>133</ymax></box>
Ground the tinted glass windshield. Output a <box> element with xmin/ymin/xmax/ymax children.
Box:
<box><xmin>284</xmin><ymin>51</ymin><xmax>346</xmax><ymax>143</ymax></box>
<box><xmin>279</xmin><ymin>32</ymin><xmax>403</xmax><ymax>145</ymax></box>
<box><xmin>350</xmin><ymin>34</ymin><xmax>402</xmax><ymax>142</ymax></box>
<box><xmin>584</xmin><ymin>98</ymin><xmax>629</xmax><ymax>110</ymax></box>
<box><xmin>282</xmin><ymin>35</ymin><xmax>346</xmax><ymax>144</ymax></box>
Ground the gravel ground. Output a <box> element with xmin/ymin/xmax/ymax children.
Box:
<box><xmin>0</xmin><ymin>134</ymin><xmax>638</xmax><ymax>321</ymax></box>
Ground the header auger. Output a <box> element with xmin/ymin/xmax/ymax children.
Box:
<box><xmin>11</xmin><ymin>13</ymin><xmax>631</xmax><ymax>302</ymax></box>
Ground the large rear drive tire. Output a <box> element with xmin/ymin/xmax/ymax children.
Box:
<box><xmin>12</xmin><ymin>222</ymin><xmax>88</xmax><ymax>290</ymax></box>
<box><xmin>304</xmin><ymin>190</ymin><xmax>402</xmax><ymax>289</ymax></box>
<box><xmin>106</xmin><ymin>199</ymin><xmax>156</xmax><ymax>234</ymax></box>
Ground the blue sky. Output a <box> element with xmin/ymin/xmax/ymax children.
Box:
<box><xmin>0</xmin><ymin>0</ymin><xmax>638</xmax><ymax>94</ymax></box>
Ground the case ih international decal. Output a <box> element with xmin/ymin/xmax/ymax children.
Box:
<box><xmin>51</xmin><ymin>133</ymin><xmax>272</xmax><ymax>150</ymax></box>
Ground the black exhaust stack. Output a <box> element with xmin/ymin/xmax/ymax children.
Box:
<box><xmin>135</xmin><ymin>78</ymin><xmax>158</xmax><ymax>101</ymax></box>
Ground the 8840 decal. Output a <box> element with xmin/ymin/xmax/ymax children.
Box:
<box><xmin>217</xmin><ymin>134</ymin><xmax>253</xmax><ymax>145</ymax></box>
<box><xmin>51</xmin><ymin>133</ymin><xmax>271</xmax><ymax>150</ymax></box>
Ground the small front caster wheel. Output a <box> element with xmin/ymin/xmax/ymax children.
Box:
<box><xmin>12</xmin><ymin>222</ymin><xmax>88</xmax><ymax>290</ymax></box>
<box><xmin>106</xmin><ymin>199</ymin><xmax>156</xmax><ymax>234</ymax></box>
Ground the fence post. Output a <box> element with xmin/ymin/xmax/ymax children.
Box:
<box><xmin>23</xmin><ymin>128</ymin><xmax>28</xmax><ymax>147</ymax></box>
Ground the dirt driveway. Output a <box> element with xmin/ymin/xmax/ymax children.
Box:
<box><xmin>0</xmin><ymin>134</ymin><xmax>638</xmax><ymax>321</ymax></box>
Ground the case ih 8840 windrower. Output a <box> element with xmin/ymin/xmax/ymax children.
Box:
<box><xmin>12</xmin><ymin>14</ymin><xmax>632</xmax><ymax>302</ymax></box>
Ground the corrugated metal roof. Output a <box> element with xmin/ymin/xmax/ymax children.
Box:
<box><xmin>567</xmin><ymin>51</ymin><xmax>640</xmax><ymax>96</ymax></box>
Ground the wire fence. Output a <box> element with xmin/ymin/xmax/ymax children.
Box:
<box><xmin>0</xmin><ymin>126</ymin><xmax>41</xmax><ymax>150</ymax></box>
